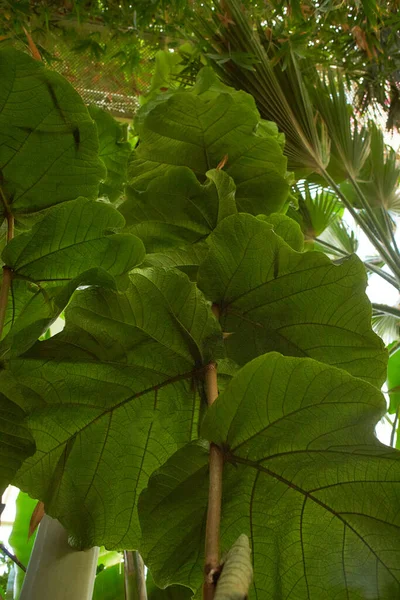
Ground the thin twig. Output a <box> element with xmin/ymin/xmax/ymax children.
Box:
<box><xmin>0</xmin><ymin>543</ymin><xmax>26</xmax><ymax>572</ymax></box>
<box><xmin>390</xmin><ymin>407</ymin><xmax>399</xmax><ymax>448</ymax></box>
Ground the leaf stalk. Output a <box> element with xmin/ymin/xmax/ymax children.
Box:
<box><xmin>203</xmin><ymin>351</ymin><xmax>224</xmax><ymax>600</ymax></box>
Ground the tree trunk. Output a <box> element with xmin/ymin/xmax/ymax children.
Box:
<box><xmin>19</xmin><ymin>515</ymin><xmax>99</xmax><ymax>600</ymax></box>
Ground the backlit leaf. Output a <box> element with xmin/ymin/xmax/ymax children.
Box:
<box><xmin>1</xmin><ymin>268</ymin><xmax>222</xmax><ymax>549</ymax></box>
<box><xmin>128</xmin><ymin>68</ymin><xmax>290</xmax><ymax>216</ymax></box>
<box><xmin>139</xmin><ymin>353</ymin><xmax>400</xmax><ymax>598</ymax></box>
<box><xmin>198</xmin><ymin>214</ymin><xmax>386</xmax><ymax>387</ymax></box>
<box><xmin>0</xmin><ymin>49</ymin><xmax>105</xmax><ymax>219</ymax></box>
<box><xmin>0</xmin><ymin>198</ymin><xmax>145</xmax><ymax>357</ymax></box>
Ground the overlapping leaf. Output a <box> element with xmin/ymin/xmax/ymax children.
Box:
<box><xmin>0</xmin><ymin>197</ymin><xmax>145</xmax><ymax>357</ymax></box>
<box><xmin>139</xmin><ymin>353</ymin><xmax>400</xmax><ymax>599</ymax></box>
<box><xmin>0</xmin><ymin>393</ymin><xmax>34</xmax><ymax>500</ymax></box>
<box><xmin>0</xmin><ymin>49</ymin><xmax>105</xmax><ymax>219</ymax></box>
<box><xmin>89</xmin><ymin>106</ymin><xmax>131</xmax><ymax>203</ymax></box>
<box><xmin>120</xmin><ymin>168</ymin><xmax>237</xmax><ymax>253</ymax></box>
<box><xmin>198</xmin><ymin>213</ymin><xmax>387</xmax><ymax>387</ymax></box>
<box><xmin>127</xmin><ymin>68</ymin><xmax>290</xmax><ymax>216</ymax></box>
<box><xmin>147</xmin><ymin>571</ymin><xmax>193</xmax><ymax>600</ymax></box>
<box><xmin>1</xmin><ymin>267</ymin><xmax>222</xmax><ymax>549</ymax></box>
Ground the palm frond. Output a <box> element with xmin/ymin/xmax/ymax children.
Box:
<box><xmin>310</xmin><ymin>71</ymin><xmax>371</xmax><ymax>181</ymax></box>
<box><xmin>372</xmin><ymin>312</ymin><xmax>400</xmax><ymax>346</ymax></box>
<box><xmin>292</xmin><ymin>183</ymin><xmax>342</xmax><ymax>239</ymax></box>
<box><xmin>192</xmin><ymin>0</ymin><xmax>330</xmax><ymax>173</ymax></box>
<box><xmin>319</xmin><ymin>219</ymin><xmax>359</xmax><ymax>255</ymax></box>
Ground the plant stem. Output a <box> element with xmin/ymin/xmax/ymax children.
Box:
<box><xmin>0</xmin><ymin>543</ymin><xmax>26</xmax><ymax>572</ymax></box>
<box><xmin>390</xmin><ymin>406</ymin><xmax>399</xmax><ymax>448</ymax></box>
<box><xmin>124</xmin><ymin>551</ymin><xmax>147</xmax><ymax>600</ymax></box>
<box><xmin>203</xmin><ymin>347</ymin><xmax>224</xmax><ymax>600</ymax></box>
<box><xmin>0</xmin><ymin>212</ymin><xmax>14</xmax><ymax>339</ymax></box>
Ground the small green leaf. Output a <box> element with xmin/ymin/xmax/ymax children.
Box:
<box><xmin>89</xmin><ymin>106</ymin><xmax>131</xmax><ymax>203</ymax></box>
<box><xmin>0</xmin><ymin>49</ymin><xmax>105</xmax><ymax>218</ymax></box>
<box><xmin>93</xmin><ymin>564</ymin><xmax>125</xmax><ymax>600</ymax></box>
<box><xmin>198</xmin><ymin>213</ymin><xmax>387</xmax><ymax>387</ymax></box>
<box><xmin>257</xmin><ymin>213</ymin><xmax>304</xmax><ymax>251</ymax></box>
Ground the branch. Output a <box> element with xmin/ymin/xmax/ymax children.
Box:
<box><xmin>0</xmin><ymin>543</ymin><xmax>26</xmax><ymax>572</ymax></box>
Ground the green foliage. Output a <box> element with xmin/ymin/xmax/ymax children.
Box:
<box><xmin>147</xmin><ymin>571</ymin><xmax>192</xmax><ymax>600</ymax></box>
<box><xmin>0</xmin><ymin>47</ymin><xmax>398</xmax><ymax>600</ymax></box>
<box><xmin>4</xmin><ymin>268</ymin><xmax>222</xmax><ymax>549</ymax></box>
<box><xmin>128</xmin><ymin>68</ymin><xmax>291</xmax><ymax>216</ymax></box>
<box><xmin>140</xmin><ymin>353</ymin><xmax>400</xmax><ymax>598</ymax></box>
<box><xmin>8</xmin><ymin>491</ymin><xmax>37</xmax><ymax>598</ymax></box>
<box><xmin>198</xmin><ymin>213</ymin><xmax>386</xmax><ymax>386</ymax></box>
<box><xmin>0</xmin><ymin>197</ymin><xmax>145</xmax><ymax>358</ymax></box>
<box><xmin>88</xmin><ymin>106</ymin><xmax>132</xmax><ymax>203</ymax></box>
<box><xmin>0</xmin><ymin>48</ymin><xmax>105</xmax><ymax>219</ymax></box>
<box><xmin>388</xmin><ymin>349</ymin><xmax>400</xmax><ymax>415</ymax></box>
<box><xmin>121</xmin><ymin>167</ymin><xmax>237</xmax><ymax>253</ymax></box>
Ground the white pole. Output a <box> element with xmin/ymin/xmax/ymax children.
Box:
<box><xmin>19</xmin><ymin>515</ymin><xmax>99</xmax><ymax>600</ymax></box>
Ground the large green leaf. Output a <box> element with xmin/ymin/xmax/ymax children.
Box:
<box><xmin>0</xmin><ymin>198</ymin><xmax>145</xmax><ymax>357</ymax></box>
<box><xmin>127</xmin><ymin>68</ymin><xmax>290</xmax><ymax>216</ymax></box>
<box><xmin>1</xmin><ymin>268</ymin><xmax>222</xmax><ymax>549</ymax></box>
<box><xmin>88</xmin><ymin>106</ymin><xmax>131</xmax><ymax>203</ymax></box>
<box><xmin>139</xmin><ymin>353</ymin><xmax>400</xmax><ymax>599</ymax></box>
<box><xmin>198</xmin><ymin>213</ymin><xmax>387</xmax><ymax>387</ymax></box>
<box><xmin>0</xmin><ymin>49</ymin><xmax>105</xmax><ymax>219</ymax></box>
<box><xmin>120</xmin><ymin>168</ymin><xmax>237</xmax><ymax>253</ymax></box>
